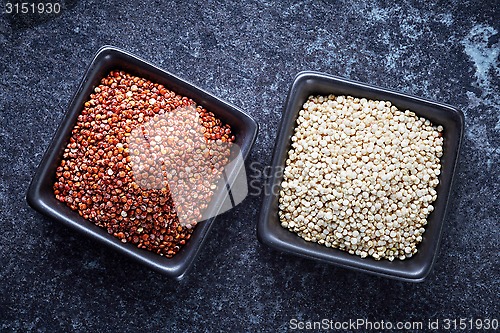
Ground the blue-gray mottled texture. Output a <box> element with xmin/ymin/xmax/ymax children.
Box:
<box><xmin>1</xmin><ymin>0</ymin><xmax>498</xmax><ymax>332</ymax></box>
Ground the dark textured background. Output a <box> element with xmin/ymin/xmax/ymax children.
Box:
<box><xmin>1</xmin><ymin>0</ymin><xmax>499</xmax><ymax>332</ymax></box>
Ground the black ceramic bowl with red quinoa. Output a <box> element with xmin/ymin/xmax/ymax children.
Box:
<box><xmin>27</xmin><ymin>46</ymin><xmax>258</xmax><ymax>279</ymax></box>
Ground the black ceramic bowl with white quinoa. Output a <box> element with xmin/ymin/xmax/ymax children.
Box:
<box><xmin>258</xmin><ymin>71</ymin><xmax>464</xmax><ymax>282</ymax></box>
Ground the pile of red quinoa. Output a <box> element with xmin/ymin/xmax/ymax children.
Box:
<box><xmin>53</xmin><ymin>70</ymin><xmax>235</xmax><ymax>257</ymax></box>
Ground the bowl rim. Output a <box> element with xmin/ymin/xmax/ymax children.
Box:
<box><xmin>257</xmin><ymin>70</ymin><xmax>464</xmax><ymax>282</ymax></box>
<box><xmin>26</xmin><ymin>45</ymin><xmax>259</xmax><ymax>279</ymax></box>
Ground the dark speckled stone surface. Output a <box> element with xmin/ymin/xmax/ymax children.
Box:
<box><xmin>1</xmin><ymin>1</ymin><xmax>499</xmax><ymax>332</ymax></box>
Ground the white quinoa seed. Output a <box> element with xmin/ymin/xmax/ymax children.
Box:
<box><xmin>278</xmin><ymin>95</ymin><xmax>444</xmax><ymax>261</ymax></box>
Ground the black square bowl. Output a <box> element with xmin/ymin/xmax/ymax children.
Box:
<box><xmin>27</xmin><ymin>46</ymin><xmax>258</xmax><ymax>279</ymax></box>
<box><xmin>257</xmin><ymin>71</ymin><xmax>464</xmax><ymax>282</ymax></box>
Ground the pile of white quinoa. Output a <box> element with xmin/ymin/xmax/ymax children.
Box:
<box><xmin>278</xmin><ymin>95</ymin><xmax>444</xmax><ymax>261</ymax></box>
